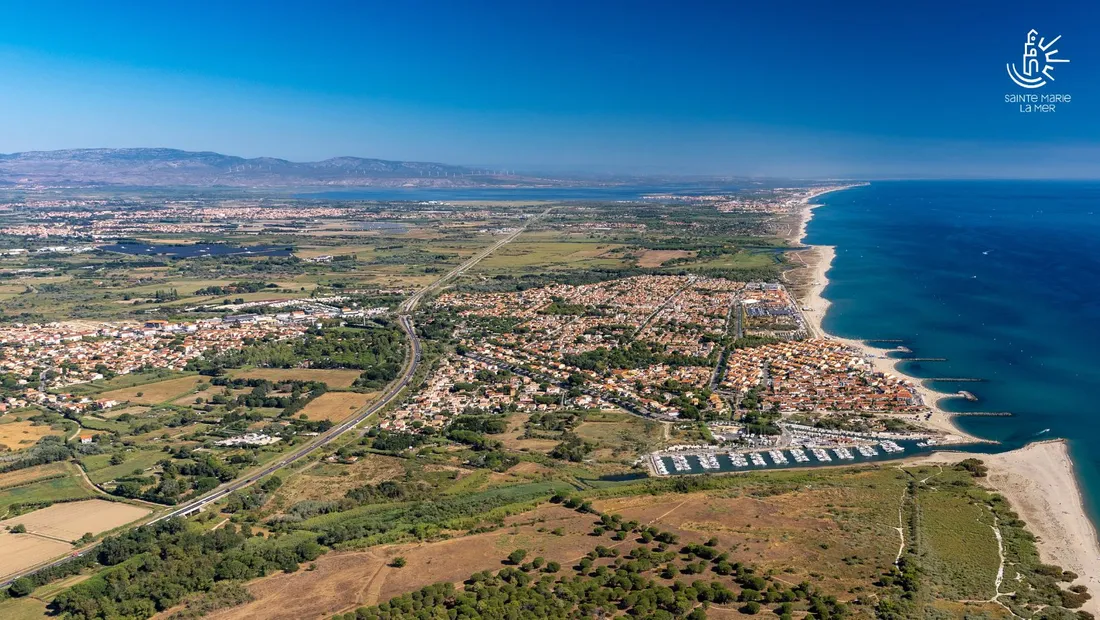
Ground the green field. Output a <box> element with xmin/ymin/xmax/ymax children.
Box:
<box><xmin>913</xmin><ymin>468</ymin><xmax>1002</xmax><ymax>601</ymax></box>
<box><xmin>0</xmin><ymin>597</ymin><xmax>51</xmax><ymax>620</ymax></box>
<box><xmin>84</xmin><ymin>449</ymin><xmax>167</xmax><ymax>485</ymax></box>
<box><xmin>0</xmin><ymin>469</ymin><xmax>95</xmax><ymax>514</ymax></box>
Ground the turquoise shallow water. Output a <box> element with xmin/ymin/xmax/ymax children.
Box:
<box><xmin>805</xmin><ymin>180</ymin><xmax>1100</xmax><ymax>527</ymax></box>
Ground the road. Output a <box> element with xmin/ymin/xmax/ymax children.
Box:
<box><xmin>1</xmin><ymin>213</ymin><xmax>545</xmax><ymax>587</ymax></box>
<box><xmin>401</xmin><ymin>209</ymin><xmax>549</xmax><ymax>314</ymax></box>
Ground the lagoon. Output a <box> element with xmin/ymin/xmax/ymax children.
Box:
<box><xmin>99</xmin><ymin>243</ymin><xmax>293</xmax><ymax>258</ymax></box>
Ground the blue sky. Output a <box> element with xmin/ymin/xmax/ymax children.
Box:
<box><xmin>1</xmin><ymin>0</ymin><xmax>1098</xmax><ymax>177</ymax></box>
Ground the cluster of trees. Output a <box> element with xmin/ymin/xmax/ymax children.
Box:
<box><xmin>48</xmin><ymin>519</ymin><xmax>323</xmax><ymax>619</ymax></box>
<box><xmin>195</xmin><ymin>281</ymin><xmax>277</xmax><ymax>295</ymax></box>
<box><xmin>0</xmin><ymin>435</ymin><xmax>77</xmax><ymax>474</ymax></box>
<box><xmin>465</xmin><ymin>450</ymin><xmax>519</xmax><ymax>472</ymax></box>
<box><xmin>219</xmin><ymin>378</ymin><xmax>329</xmax><ymax>417</ymax></box>
<box><xmin>190</xmin><ymin>326</ymin><xmax>405</xmax><ymax>390</ymax></box>
<box><xmin>955</xmin><ymin>458</ymin><xmax>989</xmax><ymax>477</ymax></box>
<box><xmin>111</xmin><ymin>453</ymin><xmax>238</xmax><ymax>505</ymax></box>
<box><xmin>224</xmin><ymin>476</ymin><xmax>282</xmax><ymax>513</ymax></box>
<box><xmin>449</xmin><ymin>414</ymin><xmax>508</xmax><ymax>435</ymax></box>
<box><xmin>549</xmin><ymin>432</ymin><xmax>593</xmax><ymax>462</ymax></box>
<box><xmin>447</xmin><ymin>429</ymin><xmax>503</xmax><ymax>452</ymax></box>
<box><xmin>304</xmin><ymin>483</ymin><xmax>561</xmax><ymax>547</ymax></box>
<box><xmin>539</xmin><ymin>301</ymin><xmax>599</xmax><ymax>316</ymax></box>
<box><xmin>367</xmin><ymin>430</ymin><xmax>428</xmax><ymax>453</ymax></box>
<box><xmin>565</xmin><ymin>342</ymin><xmax>709</xmax><ymax>374</ymax></box>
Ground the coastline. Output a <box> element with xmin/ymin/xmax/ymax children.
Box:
<box><xmin>907</xmin><ymin>440</ymin><xmax>1100</xmax><ymax>616</ymax></box>
<box><xmin>791</xmin><ymin>191</ymin><xmax>984</xmax><ymax>444</ymax></box>
<box><xmin>792</xmin><ymin>188</ymin><xmax>1099</xmax><ymax>612</ymax></box>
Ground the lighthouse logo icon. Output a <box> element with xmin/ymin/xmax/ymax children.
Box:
<box><xmin>1007</xmin><ymin>30</ymin><xmax>1069</xmax><ymax>89</ymax></box>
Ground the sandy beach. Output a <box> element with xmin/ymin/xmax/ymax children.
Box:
<box><xmin>907</xmin><ymin>440</ymin><xmax>1100</xmax><ymax>616</ymax></box>
<box><xmin>791</xmin><ymin>193</ymin><xmax>983</xmax><ymax>444</ymax></box>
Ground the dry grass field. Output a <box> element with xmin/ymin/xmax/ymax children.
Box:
<box><xmin>496</xmin><ymin>413</ymin><xmax>559</xmax><ymax>453</ymax></box>
<box><xmin>207</xmin><ymin>468</ymin><xmax>919</xmax><ymax>619</ymax></box>
<box><xmin>266</xmin><ymin>454</ymin><xmax>406</xmax><ymax>515</ymax></box>
<box><xmin>96</xmin><ymin>405</ymin><xmax>150</xmax><ymax>419</ymax></box>
<box><xmin>0</xmin><ymin>418</ymin><xmax>61</xmax><ymax>449</ymax></box>
<box><xmin>297</xmin><ymin>391</ymin><xmax>376</xmax><ymax>422</ymax></box>
<box><xmin>203</xmin><ymin>504</ymin><xmax>598</xmax><ymax>620</ymax></box>
<box><xmin>635</xmin><ymin>249</ymin><xmax>694</xmax><ymax>267</ymax></box>
<box><xmin>100</xmin><ymin>375</ymin><xmax>204</xmax><ymax>405</ymax></box>
<box><xmin>594</xmin><ymin>472</ymin><xmax>907</xmax><ymax>595</ymax></box>
<box><xmin>0</xmin><ymin>499</ymin><xmax>150</xmax><ymax>542</ymax></box>
<box><xmin>573</xmin><ymin>411</ymin><xmax>663</xmax><ymax>463</ymax></box>
<box><xmin>231</xmin><ymin>368</ymin><xmax>364</xmax><ymax>389</ymax></box>
<box><xmin>0</xmin><ymin>531</ymin><xmax>73</xmax><ymax>581</ymax></box>
<box><xmin>0</xmin><ymin>461</ymin><xmax>70</xmax><ymax>490</ymax></box>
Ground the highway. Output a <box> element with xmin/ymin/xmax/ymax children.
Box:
<box><xmin>1</xmin><ymin>213</ymin><xmax>545</xmax><ymax>587</ymax></box>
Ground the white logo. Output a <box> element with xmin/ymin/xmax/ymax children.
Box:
<box><xmin>1007</xmin><ymin>29</ymin><xmax>1069</xmax><ymax>89</ymax></box>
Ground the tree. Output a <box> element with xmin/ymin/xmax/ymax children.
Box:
<box><xmin>508</xmin><ymin>549</ymin><xmax>528</xmax><ymax>565</ymax></box>
<box><xmin>10</xmin><ymin>523</ymin><xmax>26</xmax><ymax>533</ymax></box>
<box><xmin>390</xmin><ymin>557</ymin><xmax>407</xmax><ymax>568</ymax></box>
<box><xmin>8</xmin><ymin>577</ymin><xmax>34</xmax><ymax>597</ymax></box>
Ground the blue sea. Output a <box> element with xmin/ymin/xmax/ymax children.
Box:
<box><xmin>804</xmin><ymin>181</ymin><xmax>1100</xmax><ymax>526</ymax></box>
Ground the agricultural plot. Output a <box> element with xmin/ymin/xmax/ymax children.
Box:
<box><xmin>0</xmin><ymin>531</ymin><xmax>73</xmax><ymax>582</ymax></box>
<box><xmin>0</xmin><ymin>498</ymin><xmax>150</xmax><ymax>542</ymax></box>
<box><xmin>297</xmin><ymin>391</ymin><xmax>377</xmax><ymax>422</ymax></box>
<box><xmin>0</xmin><ymin>461</ymin><xmax>71</xmax><ymax>490</ymax></box>
<box><xmin>0</xmin><ymin>470</ymin><xmax>95</xmax><ymax>514</ymax></box>
<box><xmin>231</xmin><ymin>368</ymin><xmax>364</xmax><ymax>389</ymax></box>
<box><xmin>0</xmin><ymin>418</ymin><xmax>62</xmax><ymax>449</ymax></box>
<box><xmin>100</xmin><ymin>375</ymin><xmax>205</xmax><ymax>405</ymax></box>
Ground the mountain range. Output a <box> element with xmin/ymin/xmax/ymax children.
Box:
<box><xmin>0</xmin><ymin>148</ymin><xmax>566</xmax><ymax>188</ymax></box>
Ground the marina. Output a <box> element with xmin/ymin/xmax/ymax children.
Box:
<box><xmin>648</xmin><ymin>439</ymin><xmax>938</xmax><ymax>477</ymax></box>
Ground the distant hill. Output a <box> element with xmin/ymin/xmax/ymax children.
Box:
<box><xmin>0</xmin><ymin>148</ymin><xmax>564</xmax><ymax>188</ymax></box>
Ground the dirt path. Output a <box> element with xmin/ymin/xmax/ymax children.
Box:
<box><xmin>331</xmin><ymin>552</ymin><xmax>386</xmax><ymax>616</ymax></box>
<box><xmin>893</xmin><ymin>485</ymin><xmax>906</xmax><ymax>565</ymax></box>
